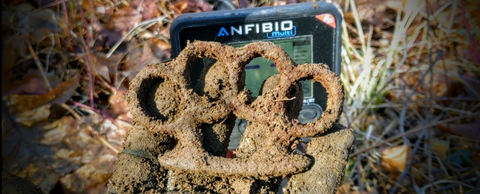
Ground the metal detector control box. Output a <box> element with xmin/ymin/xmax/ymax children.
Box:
<box><xmin>170</xmin><ymin>2</ymin><xmax>342</xmax><ymax>125</ymax></box>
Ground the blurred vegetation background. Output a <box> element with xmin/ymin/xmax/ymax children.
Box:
<box><xmin>2</xmin><ymin>0</ymin><xmax>479</xmax><ymax>193</ymax></box>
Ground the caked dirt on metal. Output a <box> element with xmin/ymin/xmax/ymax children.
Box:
<box><xmin>108</xmin><ymin>41</ymin><xmax>354</xmax><ymax>193</ymax></box>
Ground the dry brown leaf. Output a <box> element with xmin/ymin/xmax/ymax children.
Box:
<box><xmin>167</xmin><ymin>0</ymin><xmax>213</xmax><ymax>15</ymax></box>
<box><xmin>2</xmin><ymin>68</ymin><xmax>63</xmax><ymax>96</ymax></box>
<box><xmin>108</xmin><ymin>92</ymin><xmax>130</xmax><ymax>115</ymax></box>
<box><xmin>336</xmin><ymin>183</ymin><xmax>351</xmax><ymax>194</ymax></box>
<box><xmin>56</xmin><ymin>114</ymin><xmax>126</xmax><ymax>193</ymax></box>
<box><xmin>386</xmin><ymin>0</ymin><xmax>404</xmax><ymax>13</ymax></box>
<box><xmin>22</xmin><ymin>71</ymin><xmax>62</xmax><ymax>95</ymax></box>
<box><xmin>175</xmin><ymin>0</ymin><xmax>190</xmax><ymax>13</ymax></box>
<box><xmin>4</xmin><ymin>77</ymin><xmax>79</xmax><ymax>114</ymax></box>
<box><xmin>238</xmin><ymin>0</ymin><xmax>250</xmax><ymax>8</ymax></box>
<box><xmin>388</xmin><ymin>58</ymin><xmax>466</xmax><ymax>109</ymax></box>
<box><xmin>2</xmin><ymin>110</ymin><xmax>126</xmax><ymax>193</ymax></box>
<box><xmin>17</xmin><ymin>8</ymin><xmax>66</xmax><ymax>43</ymax></box>
<box><xmin>3</xmin><ymin>77</ymin><xmax>79</xmax><ymax>127</ymax></box>
<box><xmin>113</xmin><ymin>112</ymin><xmax>132</xmax><ymax>134</ymax></box>
<box><xmin>93</xmin><ymin>52</ymin><xmax>123</xmax><ymax>83</ymax></box>
<box><xmin>60</xmin><ymin>153</ymin><xmax>117</xmax><ymax>194</ymax></box>
<box><xmin>337</xmin><ymin>182</ymin><xmax>379</xmax><ymax>194</ymax></box>
<box><xmin>41</xmin><ymin>116</ymin><xmax>76</xmax><ymax>145</ymax></box>
<box><xmin>93</xmin><ymin>53</ymin><xmax>112</xmax><ymax>83</ymax></box>
<box><xmin>2</xmin><ymin>35</ymin><xmax>28</xmax><ymax>96</ymax></box>
<box><xmin>140</xmin><ymin>0</ymin><xmax>164</xmax><ymax>19</ymax></box>
<box><xmin>438</xmin><ymin>123</ymin><xmax>480</xmax><ymax>143</ymax></box>
<box><xmin>89</xmin><ymin>15</ymin><xmax>125</xmax><ymax>50</ymax></box>
<box><xmin>2</xmin><ymin>70</ymin><xmax>43</xmax><ymax>96</ymax></box>
<box><xmin>347</xmin><ymin>0</ymin><xmax>397</xmax><ymax>30</ymax></box>
<box><xmin>149</xmin><ymin>38</ymin><xmax>172</xmax><ymax>62</ymax></box>
<box><xmin>2</xmin><ymin>114</ymin><xmax>79</xmax><ymax>193</ymax></box>
<box><xmin>2</xmin><ymin>3</ymin><xmax>35</xmax><ymax>31</ymax></box>
<box><xmin>188</xmin><ymin>0</ymin><xmax>213</xmax><ymax>12</ymax></box>
<box><xmin>83</xmin><ymin>113</ymin><xmax>127</xmax><ymax>150</ymax></box>
<box><xmin>102</xmin><ymin>0</ymin><xmax>165</xmax><ymax>37</ymax></box>
<box><xmin>380</xmin><ymin>145</ymin><xmax>412</xmax><ymax>174</ymax></box>
<box><xmin>13</xmin><ymin>104</ymin><xmax>51</xmax><ymax>127</ymax></box>
<box><xmin>159</xmin><ymin>22</ymin><xmax>172</xmax><ymax>40</ymax></box>
<box><xmin>1</xmin><ymin>171</ymin><xmax>44</xmax><ymax>194</ymax></box>
<box><xmin>105</xmin><ymin>121</ymin><xmax>129</xmax><ymax>148</ymax></box>
<box><xmin>104</xmin><ymin>6</ymin><xmax>141</xmax><ymax>36</ymax></box>
<box><xmin>15</xmin><ymin>163</ymin><xmax>60</xmax><ymax>193</ymax></box>
<box><xmin>432</xmin><ymin>139</ymin><xmax>450</xmax><ymax>160</ymax></box>
<box><xmin>123</xmin><ymin>39</ymin><xmax>162</xmax><ymax>82</ymax></box>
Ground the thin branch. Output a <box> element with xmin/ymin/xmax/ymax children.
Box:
<box><xmin>75</xmin><ymin>0</ymin><xmax>95</xmax><ymax>108</ymax></box>
<box><xmin>26</xmin><ymin>40</ymin><xmax>52</xmax><ymax>91</ymax></box>
<box><xmin>106</xmin><ymin>16</ymin><xmax>169</xmax><ymax>58</ymax></box>
<box><xmin>351</xmin><ymin>111</ymin><xmax>480</xmax><ymax>156</ymax></box>
<box><xmin>398</xmin><ymin>50</ymin><xmax>442</xmax><ymax>145</ymax></box>
<box><xmin>389</xmin><ymin>130</ymin><xmax>426</xmax><ymax>194</ymax></box>
<box><xmin>69</xmin><ymin>100</ymin><xmax>120</xmax><ymax>153</ymax></box>
<box><xmin>420</xmin><ymin>179</ymin><xmax>480</xmax><ymax>194</ymax></box>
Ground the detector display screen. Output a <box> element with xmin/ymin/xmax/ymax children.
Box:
<box><xmin>229</xmin><ymin>36</ymin><xmax>313</xmax><ymax>98</ymax></box>
<box><xmin>170</xmin><ymin>2</ymin><xmax>343</xmax><ymax>111</ymax></box>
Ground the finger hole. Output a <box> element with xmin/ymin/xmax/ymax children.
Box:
<box><xmin>174</xmin><ymin>41</ymin><xmax>239</xmax><ymax>123</ymax></box>
<box><xmin>134</xmin><ymin>73</ymin><xmax>183</xmax><ymax>122</ymax></box>
<box><xmin>236</xmin><ymin>42</ymin><xmax>296</xmax><ymax>76</ymax></box>
<box><xmin>289</xmin><ymin>64</ymin><xmax>344</xmax><ymax>137</ymax></box>
<box><xmin>177</xmin><ymin>41</ymin><xmax>238</xmax><ymax>96</ymax></box>
<box><xmin>231</xmin><ymin>42</ymin><xmax>296</xmax><ymax>118</ymax></box>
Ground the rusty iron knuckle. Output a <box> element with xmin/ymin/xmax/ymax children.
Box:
<box><xmin>118</xmin><ymin>40</ymin><xmax>351</xmax><ymax>193</ymax></box>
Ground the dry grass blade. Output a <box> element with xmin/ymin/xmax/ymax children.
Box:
<box><xmin>340</xmin><ymin>0</ymin><xmax>480</xmax><ymax>193</ymax></box>
<box><xmin>351</xmin><ymin>110</ymin><xmax>480</xmax><ymax>157</ymax></box>
<box><xmin>106</xmin><ymin>16</ymin><xmax>171</xmax><ymax>58</ymax></box>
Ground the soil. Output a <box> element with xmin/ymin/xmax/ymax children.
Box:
<box><xmin>108</xmin><ymin>41</ymin><xmax>354</xmax><ymax>193</ymax></box>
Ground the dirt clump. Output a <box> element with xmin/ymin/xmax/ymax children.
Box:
<box><xmin>108</xmin><ymin>41</ymin><xmax>354</xmax><ymax>193</ymax></box>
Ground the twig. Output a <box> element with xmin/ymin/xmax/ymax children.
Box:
<box><xmin>26</xmin><ymin>40</ymin><xmax>52</xmax><ymax>91</ymax></box>
<box><xmin>432</xmin><ymin>151</ymin><xmax>455</xmax><ymax>193</ymax></box>
<box><xmin>389</xmin><ymin>130</ymin><xmax>426</xmax><ymax>194</ymax></box>
<box><xmin>342</xmin><ymin>104</ymin><xmax>351</xmax><ymax>128</ymax></box>
<box><xmin>347</xmin><ymin>84</ymin><xmax>389</xmax><ymax>127</ymax></box>
<box><xmin>397</xmin><ymin>33</ymin><xmax>410</xmax><ymax>144</ymax></box>
<box><xmin>351</xmin><ymin>110</ymin><xmax>480</xmax><ymax>156</ymax></box>
<box><xmin>70</xmin><ymin>100</ymin><xmax>116</xmax><ymax>122</ymax></box>
<box><xmin>446</xmin><ymin>0</ymin><xmax>457</xmax><ymax>37</ymax></box>
<box><xmin>106</xmin><ymin>16</ymin><xmax>169</xmax><ymax>58</ymax></box>
<box><xmin>92</xmin><ymin>70</ymin><xmax>122</xmax><ymax>94</ymax></box>
<box><xmin>420</xmin><ymin>179</ymin><xmax>480</xmax><ymax>194</ymax></box>
<box><xmin>75</xmin><ymin>0</ymin><xmax>95</xmax><ymax>108</ymax></box>
<box><xmin>45</xmin><ymin>33</ymin><xmax>54</xmax><ymax>73</ymax></box>
<box><xmin>349</xmin><ymin>0</ymin><xmax>366</xmax><ymax>56</ymax></box>
<box><xmin>27</xmin><ymin>39</ymin><xmax>85</xmax><ymax>124</ymax></box>
<box><xmin>355</xmin><ymin>154</ymin><xmax>365</xmax><ymax>193</ymax></box>
<box><xmin>427</xmin><ymin>2</ymin><xmax>435</xmax><ymax>190</ymax></box>
<box><xmin>60</xmin><ymin>0</ymin><xmax>76</xmax><ymax>53</ymax></box>
<box><xmin>69</xmin><ymin>100</ymin><xmax>120</xmax><ymax>153</ymax></box>
<box><xmin>61</xmin><ymin>103</ymin><xmax>82</xmax><ymax>120</ymax></box>
<box><xmin>398</xmin><ymin>50</ymin><xmax>442</xmax><ymax>145</ymax></box>
<box><xmin>89</xmin><ymin>125</ymin><xmax>120</xmax><ymax>153</ymax></box>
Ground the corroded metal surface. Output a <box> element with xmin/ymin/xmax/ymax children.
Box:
<box><xmin>108</xmin><ymin>41</ymin><xmax>354</xmax><ymax>193</ymax></box>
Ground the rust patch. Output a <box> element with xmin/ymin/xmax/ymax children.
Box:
<box><xmin>108</xmin><ymin>41</ymin><xmax>354</xmax><ymax>193</ymax></box>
